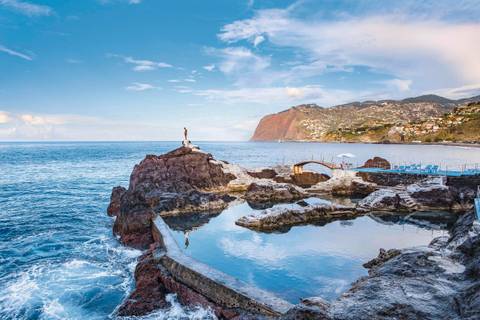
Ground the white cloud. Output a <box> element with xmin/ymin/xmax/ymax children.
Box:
<box><xmin>173</xmin><ymin>85</ymin><xmax>192</xmax><ymax>93</ymax></box>
<box><xmin>220</xmin><ymin>234</ymin><xmax>288</xmax><ymax>264</ymax></box>
<box><xmin>384</xmin><ymin>79</ymin><xmax>412</xmax><ymax>92</ymax></box>
<box><xmin>0</xmin><ymin>0</ymin><xmax>53</xmax><ymax>16</ymax></box>
<box><xmin>98</xmin><ymin>0</ymin><xmax>142</xmax><ymax>5</ymax></box>
<box><xmin>209</xmin><ymin>47</ymin><xmax>270</xmax><ymax>75</ymax></box>
<box><xmin>184</xmin><ymin>78</ymin><xmax>196</xmax><ymax>83</ymax></box>
<box><xmin>285</xmin><ymin>87</ymin><xmax>304</xmax><ymax>98</ymax></box>
<box><xmin>432</xmin><ymin>83</ymin><xmax>480</xmax><ymax>99</ymax></box>
<box><xmin>203</xmin><ymin>64</ymin><xmax>215</xmax><ymax>72</ymax></box>
<box><xmin>109</xmin><ymin>54</ymin><xmax>172</xmax><ymax>71</ymax></box>
<box><xmin>125</xmin><ymin>82</ymin><xmax>156</xmax><ymax>91</ymax></box>
<box><xmin>253</xmin><ymin>35</ymin><xmax>265</xmax><ymax>47</ymax></box>
<box><xmin>20</xmin><ymin>114</ymin><xmax>72</xmax><ymax>125</ymax></box>
<box><xmin>0</xmin><ymin>111</ymin><xmax>253</xmax><ymax>141</ymax></box>
<box><xmin>219</xmin><ymin>7</ymin><xmax>480</xmax><ymax>92</ymax></box>
<box><xmin>0</xmin><ymin>111</ymin><xmax>11</xmax><ymax>124</ymax></box>
<box><xmin>0</xmin><ymin>44</ymin><xmax>33</xmax><ymax>61</ymax></box>
<box><xmin>194</xmin><ymin>85</ymin><xmax>371</xmax><ymax>106</ymax></box>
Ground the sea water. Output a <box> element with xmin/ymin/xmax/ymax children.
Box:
<box><xmin>1</xmin><ymin>141</ymin><xmax>479</xmax><ymax>319</ymax></box>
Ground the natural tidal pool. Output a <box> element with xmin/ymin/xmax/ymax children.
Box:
<box><xmin>165</xmin><ymin>199</ymin><xmax>454</xmax><ymax>304</ymax></box>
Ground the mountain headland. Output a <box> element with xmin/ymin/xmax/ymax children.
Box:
<box><xmin>251</xmin><ymin>95</ymin><xmax>480</xmax><ymax>144</ymax></box>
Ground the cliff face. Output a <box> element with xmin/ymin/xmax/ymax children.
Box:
<box><xmin>251</xmin><ymin>107</ymin><xmax>308</xmax><ymax>141</ymax></box>
<box><xmin>251</xmin><ymin>95</ymin><xmax>480</xmax><ymax>143</ymax></box>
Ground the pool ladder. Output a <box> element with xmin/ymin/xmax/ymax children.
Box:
<box><xmin>475</xmin><ymin>186</ymin><xmax>480</xmax><ymax>221</ymax></box>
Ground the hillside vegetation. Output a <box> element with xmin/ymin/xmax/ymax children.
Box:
<box><xmin>251</xmin><ymin>95</ymin><xmax>480</xmax><ymax>144</ymax></box>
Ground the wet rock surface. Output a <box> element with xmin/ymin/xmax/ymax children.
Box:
<box><xmin>236</xmin><ymin>200</ymin><xmax>357</xmax><ymax>232</ymax></box>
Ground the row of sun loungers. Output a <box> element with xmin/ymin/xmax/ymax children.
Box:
<box><xmin>392</xmin><ymin>164</ymin><xmax>439</xmax><ymax>174</ymax></box>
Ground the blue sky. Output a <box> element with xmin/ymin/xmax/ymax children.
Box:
<box><xmin>1</xmin><ymin>0</ymin><xmax>480</xmax><ymax>141</ymax></box>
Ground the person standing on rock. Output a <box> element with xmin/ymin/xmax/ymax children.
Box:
<box><xmin>184</xmin><ymin>127</ymin><xmax>188</xmax><ymax>141</ymax></box>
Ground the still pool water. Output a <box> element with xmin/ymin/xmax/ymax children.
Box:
<box><xmin>165</xmin><ymin>201</ymin><xmax>452</xmax><ymax>304</ymax></box>
<box><xmin>1</xmin><ymin>141</ymin><xmax>479</xmax><ymax>319</ymax></box>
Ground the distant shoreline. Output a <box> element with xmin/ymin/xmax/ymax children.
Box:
<box><xmin>249</xmin><ymin>140</ymin><xmax>480</xmax><ymax>148</ymax></box>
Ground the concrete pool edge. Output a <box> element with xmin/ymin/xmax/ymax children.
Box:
<box><xmin>151</xmin><ymin>216</ymin><xmax>294</xmax><ymax>316</ymax></box>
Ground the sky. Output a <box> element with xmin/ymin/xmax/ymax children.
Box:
<box><xmin>1</xmin><ymin>0</ymin><xmax>480</xmax><ymax>141</ymax></box>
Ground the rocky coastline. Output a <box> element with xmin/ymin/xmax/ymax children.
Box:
<box><xmin>107</xmin><ymin>144</ymin><xmax>480</xmax><ymax>319</ymax></box>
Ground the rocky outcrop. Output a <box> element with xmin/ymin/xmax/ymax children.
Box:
<box><xmin>357</xmin><ymin>189</ymin><xmax>400</xmax><ymax>211</ymax></box>
<box><xmin>117</xmin><ymin>247</ymin><xmax>243</xmax><ymax>318</ymax></box>
<box><xmin>244</xmin><ymin>182</ymin><xmax>308</xmax><ymax>205</ymax></box>
<box><xmin>362</xmin><ymin>248</ymin><xmax>401</xmax><ymax>269</ymax></box>
<box><xmin>360</xmin><ymin>156</ymin><xmax>391</xmax><ymax>169</ymax></box>
<box><xmin>290</xmin><ymin>172</ymin><xmax>330</xmax><ymax>188</ymax></box>
<box><xmin>247</xmin><ymin>168</ymin><xmax>278</xmax><ymax>179</ymax></box>
<box><xmin>357</xmin><ymin>177</ymin><xmax>460</xmax><ymax>212</ymax></box>
<box><xmin>236</xmin><ymin>201</ymin><xmax>357</xmax><ymax>232</ymax></box>
<box><xmin>107</xmin><ymin>186</ymin><xmax>126</xmax><ymax>216</ymax></box>
<box><xmin>248</xmin><ymin>166</ymin><xmax>330</xmax><ymax>188</ymax></box>
<box><xmin>309</xmin><ymin>170</ymin><xmax>377</xmax><ymax>196</ymax></box>
<box><xmin>117</xmin><ymin>248</ymin><xmax>169</xmax><ymax>316</ymax></box>
<box><xmin>111</xmin><ymin>147</ymin><xmax>237</xmax><ymax>249</ymax></box>
<box><xmin>357</xmin><ymin>171</ymin><xmax>429</xmax><ymax>187</ymax></box>
<box><xmin>128</xmin><ymin>147</ymin><xmax>235</xmax><ymax>193</ymax></box>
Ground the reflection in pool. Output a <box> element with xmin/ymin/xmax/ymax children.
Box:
<box><xmin>165</xmin><ymin>200</ymin><xmax>451</xmax><ymax>304</ymax></box>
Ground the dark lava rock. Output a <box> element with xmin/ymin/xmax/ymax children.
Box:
<box><xmin>107</xmin><ymin>186</ymin><xmax>126</xmax><ymax>216</ymax></box>
<box><xmin>111</xmin><ymin>147</ymin><xmax>237</xmax><ymax>249</ymax></box>
<box><xmin>407</xmin><ymin>179</ymin><xmax>456</xmax><ymax>210</ymax></box>
<box><xmin>129</xmin><ymin>147</ymin><xmax>235</xmax><ymax>194</ymax></box>
<box><xmin>360</xmin><ymin>156</ymin><xmax>391</xmax><ymax>169</ymax></box>
<box><xmin>116</xmin><ymin>249</ymin><xmax>169</xmax><ymax>316</ymax></box>
<box><xmin>363</xmin><ymin>248</ymin><xmax>401</xmax><ymax>270</ymax></box>
<box><xmin>291</xmin><ymin>172</ymin><xmax>330</xmax><ymax>188</ymax></box>
<box><xmin>118</xmin><ymin>248</ymin><xmax>254</xmax><ymax>319</ymax></box>
<box><xmin>349</xmin><ymin>179</ymin><xmax>377</xmax><ymax>197</ymax></box>
<box><xmin>244</xmin><ymin>182</ymin><xmax>307</xmax><ymax>204</ymax></box>
<box><xmin>357</xmin><ymin>171</ymin><xmax>429</xmax><ymax>187</ymax></box>
<box><xmin>247</xmin><ymin>168</ymin><xmax>278</xmax><ymax>179</ymax></box>
<box><xmin>236</xmin><ymin>202</ymin><xmax>357</xmax><ymax>232</ymax></box>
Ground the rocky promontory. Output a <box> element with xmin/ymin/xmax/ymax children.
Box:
<box><xmin>111</xmin><ymin>147</ymin><xmax>237</xmax><ymax>249</ymax></box>
<box><xmin>108</xmin><ymin>144</ymin><xmax>480</xmax><ymax>319</ymax></box>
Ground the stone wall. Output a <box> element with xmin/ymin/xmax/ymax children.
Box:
<box><xmin>357</xmin><ymin>171</ymin><xmax>429</xmax><ymax>186</ymax></box>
